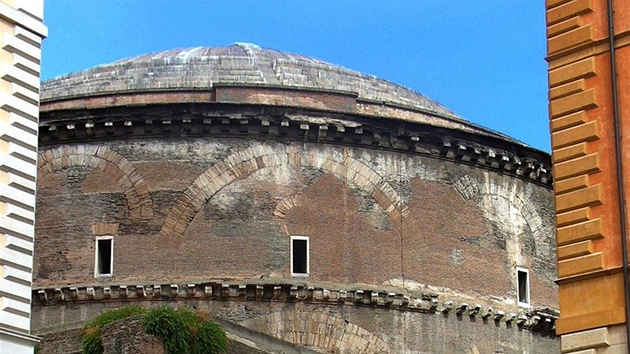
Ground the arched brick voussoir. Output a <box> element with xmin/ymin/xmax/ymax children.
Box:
<box><xmin>159</xmin><ymin>145</ymin><xmax>287</xmax><ymax>238</ymax></box>
<box><xmin>240</xmin><ymin>309</ymin><xmax>391</xmax><ymax>353</ymax></box>
<box><xmin>160</xmin><ymin>145</ymin><xmax>409</xmax><ymax>240</ymax></box>
<box><xmin>38</xmin><ymin>145</ymin><xmax>153</xmax><ymax>220</ymax></box>
<box><xmin>452</xmin><ymin>174</ymin><xmax>547</xmax><ymax>255</ymax></box>
<box><xmin>298</xmin><ymin>148</ymin><xmax>409</xmax><ymax>219</ymax></box>
<box><xmin>273</xmin><ymin>194</ymin><xmax>305</xmax><ymax>219</ymax></box>
<box><xmin>272</xmin><ymin>163</ymin><xmax>409</xmax><ymax>224</ymax></box>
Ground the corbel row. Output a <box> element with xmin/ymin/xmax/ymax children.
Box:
<box><xmin>33</xmin><ymin>281</ymin><xmax>557</xmax><ymax>334</ymax></box>
<box><xmin>39</xmin><ymin>111</ymin><xmax>552</xmax><ymax>186</ymax></box>
<box><xmin>441</xmin><ymin>140</ymin><xmax>551</xmax><ymax>184</ymax></box>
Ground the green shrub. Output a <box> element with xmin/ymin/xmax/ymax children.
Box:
<box><xmin>80</xmin><ymin>305</ymin><xmax>227</xmax><ymax>354</ymax></box>
<box><xmin>88</xmin><ymin>305</ymin><xmax>146</xmax><ymax>328</ymax></box>
<box><xmin>143</xmin><ymin>306</ymin><xmax>227</xmax><ymax>354</ymax></box>
<box><xmin>194</xmin><ymin>320</ymin><xmax>228</xmax><ymax>354</ymax></box>
<box><xmin>142</xmin><ymin>306</ymin><xmax>193</xmax><ymax>353</ymax></box>
<box><xmin>81</xmin><ymin>326</ymin><xmax>104</xmax><ymax>354</ymax></box>
<box><xmin>81</xmin><ymin>306</ymin><xmax>146</xmax><ymax>354</ymax></box>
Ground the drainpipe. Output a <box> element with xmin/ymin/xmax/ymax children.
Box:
<box><xmin>606</xmin><ymin>0</ymin><xmax>630</xmax><ymax>347</ymax></box>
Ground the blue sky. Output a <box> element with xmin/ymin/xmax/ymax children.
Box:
<box><xmin>42</xmin><ymin>1</ymin><xmax>551</xmax><ymax>152</ymax></box>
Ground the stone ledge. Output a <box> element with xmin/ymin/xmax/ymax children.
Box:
<box><xmin>38</xmin><ymin>105</ymin><xmax>553</xmax><ymax>188</ymax></box>
<box><xmin>32</xmin><ymin>281</ymin><xmax>558</xmax><ymax>335</ymax></box>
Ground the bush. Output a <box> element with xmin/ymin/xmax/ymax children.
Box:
<box><xmin>82</xmin><ymin>306</ymin><xmax>146</xmax><ymax>354</ymax></box>
<box><xmin>88</xmin><ymin>305</ymin><xmax>146</xmax><ymax>328</ymax></box>
<box><xmin>81</xmin><ymin>305</ymin><xmax>227</xmax><ymax>354</ymax></box>
<box><xmin>194</xmin><ymin>320</ymin><xmax>228</xmax><ymax>354</ymax></box>
<box><xmin>143</xmin><ymin>306</ymin><xmax>227</xmax><ymax>354</ymax></box>
<box><xmin>142</xmin><ymin>306</ymin><xmax>193</xmax><ymax>353</ymax></box>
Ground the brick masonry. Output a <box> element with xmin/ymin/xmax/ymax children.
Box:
<box><xmin>33</xmin><ymin>136</ymin><xmax>557</xmax><ymax>352</ymax></box>
<box><xmin>34</xmin><ymin>138</ymin><xmax>556</xmax><ymax>301</ymax></box>
<box><xmin>34</xmin><ymin>43</ymin><xmax>558</xmax><ymax>352</ymax></box>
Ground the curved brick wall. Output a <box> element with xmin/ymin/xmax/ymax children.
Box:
<box><xmin>33</xmin><ymin>45</ymin><xmax>558</xmax><ymax>353</ymax></box>
<box><xmin>34</xmin><ymin>138</ymin><xmax>556</xmax><ymax>302</ymax></box>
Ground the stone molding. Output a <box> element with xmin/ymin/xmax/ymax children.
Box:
<box><xmin>0</xmin><ymin>327</ymin><xmax>40</xmax><ymax>348</ymax></box>
<box><xmin>32</xmin><ymin>281</ymin><xmax>558</xmax><ymax>335</ymax></box>
<box><xmin>0</xmin><ymin>0</ymin><xmax>46</xmax><ymax>343</ymax></box>
<box><xmin>560</xmin><ymin>324</ymin><xmax>629</xmax><ymax>353</ymax></box>
<box><xmin>39</xmin><ymin>103</ymin><xmax>552</xmax><ymax>188</ymax></box>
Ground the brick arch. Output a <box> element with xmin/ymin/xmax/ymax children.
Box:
<box><xmin>159</xmin><ymin>144</ymin><xmax>407</xmax><ymax>239</ymax></box>
<box><xmin>272</xmin><ymin>185</ymin><xmax>406</xmax><ymax>233</ymax></box>
<box><xmin>240</xmin><ymin>308</ymin><xmax>390</xmax><ymax>353</ymax></box>
<box><xmin>273</xmin><ymin>193</ymin><xmax>306</xmax><ymax>219</ymax></box>
<box><xmin>452</xmin><ymin>174</ymin><xmax>548</xmax><ymax>256</ymax></box>
<box><xmin>38</xmin><ymin>145</ymin><xmax>153</xmax><ymax>220</ymax></box>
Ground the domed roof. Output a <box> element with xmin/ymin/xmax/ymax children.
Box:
<box><xmin>41</xmin><ymin>43</ymin><xmax>525</xmax><ymax>146</ymax></box>
<box><xmin>42</xmin><ymin>43</ymin><xmax>457</xmax><ymax>115</ymax></box>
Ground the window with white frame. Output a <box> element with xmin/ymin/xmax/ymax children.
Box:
<box><xmin>291</xmin><ymin>236</ymin><xmax>309</xmax><ymax>277</ymax></box>
<box><xmin>516</xmin><ymin>267</ymin><xmax>530</xmax><ymax>307</ymax></box>
<box><xmin>95</xmin><ymin>236</ymin><xmax>113</xmax><ymax>277</ymax></box>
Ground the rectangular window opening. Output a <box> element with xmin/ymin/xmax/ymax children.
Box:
<box><xmin>517</xmin><ymin>268</ymin><xmax>530</xmax><ymax>307</ymax></box>
<box><xmin>291</xmin><ymin>236</ymin><xmax>309</xmax><ymax>277</ymax></box>
<box><xmin>95</xmin><ymin>237</ymin><xmax>113</xmax><ymax>277</ymax></box>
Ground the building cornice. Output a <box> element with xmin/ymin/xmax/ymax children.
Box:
<box><xmin>39</xmin><ymin>101</ymin><xmax>553</xmax><ymax>188</ymax></box>
<box><xmin>0</xmin><ymin>327</ymin><xmax>40</xmax><ymax>346</ymax></box>
<box><xmin>32</xmin><ymin>281</ymin><xmax>558</xmax><ymax>335</ymax></box>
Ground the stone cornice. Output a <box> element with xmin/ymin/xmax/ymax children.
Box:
<box><xmin>39</xmin><ymin>102</ymin><xmax>553</xmax><ymax>188</ymax></box>
<box><xmin>0</xmin><ymin>2</ymin><xmax>47</xmax><ymax>38</ymax></box>
<box><xmin>0</xmin><ymin>327</ymin><xmax>40</xmax><ymax>346</ymax></box>
<box><xmin>32</xmin><ymin>281</ymin><xmax>558</xmax><ymax>335</ymax></box>
<box><xmin>40</xmin><ymin>85</ymin><xmax>520</xmax><ymax>145</ymax></box>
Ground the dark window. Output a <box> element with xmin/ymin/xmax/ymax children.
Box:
<box><xmin>291</xmin><ymin>237</ymin><xmax>308</xmax><ymax>276</ymax></box>
<box><xmin>517</xmin><ymin>269</ymin><xmax>529</xmax><ymax>305</ymax></box>
<box><xmin>96</xmin><ymin>239</ymin><xmax>112</xmax><ymax>276</ymax></box>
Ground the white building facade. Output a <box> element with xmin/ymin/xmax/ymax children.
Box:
<box><xmin>0</xmin><ymin>0</ymin><xmax>46</xmax><ymax>352</ymax></box>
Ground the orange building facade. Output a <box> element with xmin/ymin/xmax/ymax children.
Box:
<box><xmin>546</xmin><ymin>0</ymin><xmax>630</xmax><ymax>352</ymax></box>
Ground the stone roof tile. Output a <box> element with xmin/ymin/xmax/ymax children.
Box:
<box><xmin>42</xmin><ymin>43</ymin><xmax>459</xmax><ymax>118</ymax></box>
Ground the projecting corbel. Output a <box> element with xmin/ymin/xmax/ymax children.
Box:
<box><xmin>455</xmin><ymin>303</ymin><xmax>468</xmax><ymax>315</ymax></box>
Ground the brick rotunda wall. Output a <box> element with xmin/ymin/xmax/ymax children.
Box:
<box><xmin>34</xmin><ymin>138</ymin><xmax>556</xmax><ymax>303</ymax></box>
<box><xmin>32</xmin><ymin>42</ymin><xmax>558</xmax><ymax>353</ymax></box>
<box><xmin>33</xmin><ymin>137</ymin><xmax>557</xmax><ymax>353</ymax></box>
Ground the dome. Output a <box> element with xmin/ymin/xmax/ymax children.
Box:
<box><xmin>34</xmin><ymin>43</ymin><xmax>557</xmax><ymax>353</ymax></box>
<box><xmin>41</xmin><ymin>43</ymin><xmax>523</xmax><ymax>146</ymax></box>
